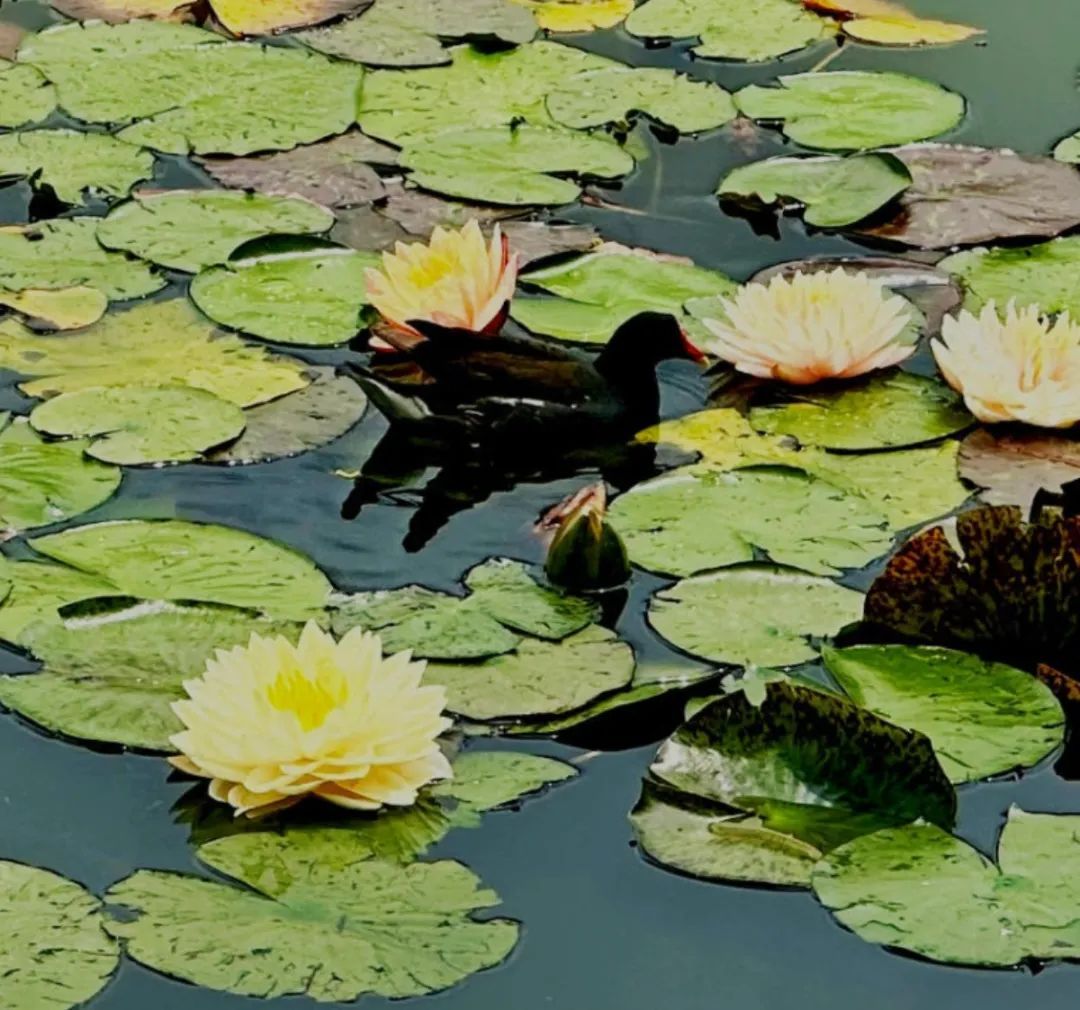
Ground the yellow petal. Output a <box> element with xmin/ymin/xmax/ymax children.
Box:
<box><xmin>513</xmin><ymin>0</ymin><xmax>634</xmax><ymax>33</ymax></box>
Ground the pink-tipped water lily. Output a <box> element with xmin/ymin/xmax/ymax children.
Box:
<box><xmin>701</xmin><ymin>269</ymin><xmax>916</xmax><ymax>385</ymax></box>
<box><xmin>932</xmin><ymin>301</ymin><xmax>1080</xmax><ymax>428</ymax></box>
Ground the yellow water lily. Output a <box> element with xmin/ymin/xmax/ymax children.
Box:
<box><xmin>170</xmin><ymin>622</ymin><xmax>452</xmax><ymax>817</ymax></box>
<box><xmin>932</xmin><ymin>302</ymin><xmax>1080</xmax><ymax>428</ymax></box>
<box><xmin>365</xmin><ymin>220</ymin><xmax>519</xmax><ymax>342</ymax></box>
<box><xmin>701</xmin><ymin>269</ymin><xmax>915</xmax><ymax>385</ymax></box>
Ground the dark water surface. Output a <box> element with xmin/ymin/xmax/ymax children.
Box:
<box><xmin>3</xmin><ymin>0</ymin><xmax>1080</xmax><ymax>1007</ymax></box>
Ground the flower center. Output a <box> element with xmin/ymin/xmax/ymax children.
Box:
<box><xmin>406</xmin><ymin>252</ymin><xmax>459</xmax><ymax>290</ymax></box>
<box><xmin>265</xmin><ymin>664</ymin><xmax>348</xmax><ymax>732</ymax></box>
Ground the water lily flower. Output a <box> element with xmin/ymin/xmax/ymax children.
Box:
<box><xmin>701</xmin><ymin>269</ymin><xmax>916</xmax><ymax>385</ymax></box>
<box><xmin>365</xmin><ymin>220</ymin><xmax>519</xmax><ymax>347</ymax></box>
<box><xmin>538</xmin><ymin>483</ymin><xmax>630</xmax><ymax>592</ymax></box>
<box><xmin>932</xmin><ymin>302</ymin><xmax>1080</xmax><ymax>428</ymax></box>
<box><xmin>169</xmin><ymin>622</ymin><xmax>452</xmax><ymax>818</ymax></box>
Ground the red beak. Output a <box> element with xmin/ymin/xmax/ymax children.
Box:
<box><xmin>680</xmin><ymin>327</ymin><xmax>707</xmax><ymax>364</ymax></box>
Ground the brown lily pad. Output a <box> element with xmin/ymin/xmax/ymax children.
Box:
<box><xmin>377</xmin><ymin>181</ymin><xmax>524</xmax><ymax>234</ymax></box>
<box><xmin>959</xmin><ymin>429</ymin><xmax>1080</xmax><ymax>510</ymax></box>
<box><xmin>0</xmin><ymin>21</ymin><xmax>26</xmax><ymax>60</ymax></box>
<box><xmin>864</xmin><ymin>505</ymin><xmax>1080</xmax><ymax>676</ymax></box>
<box><xmin>855</xmin><ymin>144</ymin><xmax>1080</xmax><ymax>249</ymax></box>
<box><xmin>199</xmin><ymin>133</ymin><xmax>398</xmax><ymax>208</ymax></box>
<box><xmin>48</xmin><ymin>0</ymin><xmax>199</xmax><ymax>23</ymax></box>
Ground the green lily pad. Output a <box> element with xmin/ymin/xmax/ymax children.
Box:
<box><xmin>431</xmin><ymin>751</ymin><xmax>577</xmax><ymax>809</ymax></box>
<box><xmin>19</xmin><ymin>21</ymin><xmax>365</xmax><ymax>156</ymax></box>
<box><xmin>735</xmin><ymin>71</ymin><xmax>965</xmax><ymax>151</ymax></box>
<box><xmin>939</xmin><ymin>236</ymin><xmax>1080</xmax><ymax>315</ymax></box>
<box><xmin>191</xmin><ymin>242</ymin><xmax>379</xmax><ymax>347</ymax></box>
<box><xmin>648</xmin><ymin>564</ymin><xmax>863</xmax><ymax>667</ymax></box>
<box><xmin>0</xmin><ymin>60</ymin><xmax>55</xmax><ymax>128</ymax></box>
<box><xmin>207</xmin><ymin>368</ymin><xmax>368</xmax><ymax>465</ymax></box>
<box><xmin>625</xmin><ymin>0</ymin><xmax>834</xmax><ymax>61</ymax></box>
<box><xmin>718</xmin><ymin>153</ymin><xmax>911</xmax><ymax>228</ymax></box>
<box><xmin>30</xmin><ymin>385</ymin><xmax>246</xmax><ymax>466</ymax></box>
<box><xmin>0</xmin><ymin>603</ymin><xmax>300</xmax><ymax>751</ymax></box>
<box><xmin>610</xmin><ymin>466</ymin><xmax>892</xmax><ymax>577</ymax></box>
<box><xmin>299</xmin><ymin>0</ymin><xmax>536</xmax><ymax>67</ymax></box>
<box><xmin>30</xmin><ymin>519</ymin><xmax>332</xmax><ymax>620</ymax></box>
<box><xmin>1054</xmin><ymin>131</ymin><xmax>1080</xmax><ymax>163</ymax></box>
<box><xmin>0</xmin><ymin>861</ymin><xmax>119</xmax><ymax>1010</ymax></box>
<box><xmin>400</xmin><ymin>125</ymin><xmax>634</xmax><ymax>206</ymax></box>
<box><xmin>0</xmin><ymin>219</ymin><xmax>164</xmax><ymax>301</ymax></box>
<box><xmin>97</xmin><ymin>190</ymin><xmax>334</xmax><ymax>273</ymax></box>
<box><xmin>749</xmin><ymin>371</ymin><xmax>971</xmax><ymax>450</ymax></box>
<box><xmin>104</xmin><ymin>829</ymin><xmax>519</xmax><ymax>1001</ymax></box>
<box><xmin>425</xmin><ymin>625</ymin><xmax>634</xmax><ymax>721</ymax></box>
<box><xmin>0</xmin><ymin>300</ymin><xmax>309</xmax><ymax>406</ymax></box>
<box><xmin>650</xmin><ymin>681</ymin><xmax>955</xmax><ymax>857</ymax></box>
<box><xmin>0</xmin><ymin>558</ymin><xmax>118</xmax><ymax>645</ymax></box>
<box><xmin>0</xmin><ymin>129</ymin><xmax>153</xmax><ymax>205</ymax></box>
<box><xmin>812</xmin><ymin>809</ymin><xmax>1080</xmax><ymax>966</ymax></box>
<box><xmin>823</xmin><ymin>645</ymin><xmax>1064</xmax><ymax>784</ymax></box>
<box><xmin>0</xmin><ymin>415</ymin><xmax>120</xmax><ymax>539</ymax></box>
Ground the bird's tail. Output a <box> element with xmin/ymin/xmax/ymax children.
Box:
<box><xmin>345</xmin><ymin>365</ymin><xmax>434</xmax><ymax>424</ymax></box>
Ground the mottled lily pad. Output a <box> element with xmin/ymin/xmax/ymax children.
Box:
<box><xmin>0</xmin><ymin>415</ymin><xmax>120</xmax><ymax>539</ymax></box>
<box><xmin>0</xmin><ymin>60</ymin><xmax>55</xmax><ymax>128</ymax></box>
<box><xmin>0</xmin><ymin>559</ymin><xmax>118</xmax><ymax>645</ymax></box>
<box><xmin>610</xmin><ymin>466</ymin><xmax>892</xmax><ymax>577</ymax></box>
<box><xmin>718</xmin><ymin>153</ymin><xmax>911</xmax><ymax>228</ymax></box>
<box><xmin>958</xmin><ymin>428</ymin><xmax>1080</xmax><ymax>509</ymax></box>
<box><xmin>648</xmin><ymin>564</ymin><xmax>864</xmax><ymax>667</ymax></box>
<box><xmin>823</xmin><ymin>644</ymin><xmax>1064</xmax><ymax>783</ymax></box>
<box><xmin>0</xmin><ymin>130</ymin><xmax>154</xmax><ymax>205</ymax></box>
<box><xmin>735</xmin><ymin>72</ymin><xmax>965</xmax><ymax>150</ymax></box>
<box><xmin>105</xmin><ymin>829</ymin><xmax>519</xmax><ymax>1001</ymax></box>
<box><xmin>0</xmin><ymin>861</ymin><xmax>119</xmax><ymax>1010</ymax></box>
<box><xmin>813</xmin><ymin>809</ymin><xmax>1080</xmax><ymax>967</ymax></box>
<box><xmin>30</xmin><ymin>385</ymin><xmax>246</xmax><ymax>466</ymax></box>
<box><xmin>97</xmin><ymin>190</ymin><xmax>334</xmax><ymax>273</ymax></box>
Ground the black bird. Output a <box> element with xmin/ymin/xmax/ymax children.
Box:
<box><xmin>348</xmin><ymin>310</ymin><xmax>707</xmax><ymax>444</ymax></box>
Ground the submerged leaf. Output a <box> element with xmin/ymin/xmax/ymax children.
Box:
<box><xmin>958</xmin><ymin>428</ymin><xmax>1080</xmax><ymax>509</ymax></box>
<box><xmin>648</xmin><ymin>564</ymin><xmax>863</xmax><ymax>667</ymax></box>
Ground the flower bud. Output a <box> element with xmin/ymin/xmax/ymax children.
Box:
<box><xmin>538</xmin><ymin>483</ymin><xmax>630</xmax><ymax>592</ymax></box>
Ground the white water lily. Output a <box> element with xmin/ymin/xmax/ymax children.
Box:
<box><xmin>701</xmin><ymin>269</ymin><xmax>916</xmax><ymax>384</ymax></box>
<box><xmin>170</xmin><ymin>622</ymin><xmax>452</xmax><ymax>817</ymax></box>
<box><xmin>932</xmin><ymin>302</ymin><xmax>1080</xmax><ymax>428</ymax></box>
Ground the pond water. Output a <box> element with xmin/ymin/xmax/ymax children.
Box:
<box><xmin>3</xmin><ymin>0</ymin><xmax>1080</xmax><ymax>1007</ymax></box>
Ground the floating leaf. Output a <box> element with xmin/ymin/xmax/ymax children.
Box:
<box><xmin>0</xmin><ymin>861</ymin><xmax>119</xmax><ymax>1010</ymax></box>
<box><xmin>207</xmin><ymin>369</ymin><xmax>368</xmax><ymax>465</ymax></box>
<box><xmin>735</xmin><ymin>72</ymin><xmax>964</xmax><ymax>150</ymax></box>
<box><xmin>0</xmin><ymin>604</ymin><xmax>299</xmax><ymax>750</ymax></box>
<box><xmin>939</xmin><ymin>236</ymin><xmax>1080</xmax><ymax>315</ymax></box>
<box><xmin>0</xmin><ymin>129</ymin><xmax>154</xmax><ymax>205</ymax></box>
<box><xmin>20</xmin><ymin>21</ymin><xmax>364</xmax><ymax>156</ymax></box>
<box><xmin>400</xmin><ymin>125</ymin><xmax>634</xmax><ymax>206</ymax></box>
<box><xmin>425</xmin><ymin>625</ymin><xmax>634</xmax><ymax>721</ymax></box>
<box><xmin>30</xmin><ymin>385</ymin><xmax>246</xmax><ymax>465</ymax></box>
<box><xmin>823</xmin><ymin>645</ymin><xmax>1063</xmax><ymax>783</ymax></box>
<box><xmin>0</xmin><ymin>219</ymin><xmax>164</xmax><ymax>301</ymax></box>
<box><xmin>864</xmin><ymin>505</ymin><xmax>1080</xmax><ymax>676</ymax></box>
<box><xmin>0</xmin><ymin>559</ymin><xmax>118</xmax><ymax>644</ymax></box>
<box><xmin>1053</xmin><ymin>131</ymin><xmax>1080</xmax><ymax>163</ymax></box>
<box><xmin>97</xmin><ymin>190</ymin><xmax>334</xmax><ymax>273</ymax></box>
<box><xmin>431</xmin><ymin>751</ymin><xmax>577</xmax><ymax>809</ymax></box>
<box><xmin>0</xmin><ymin>300</ymin><xmax>309</xmax><ymax>406</ymax></box>
<box><xmin>804</xmin><ymin>0</ymin><xmax>981</xmax><ymax>45</ymax></box>
<box><xmin>514</xmin><ymin>248</ymin><xmax>736</xmax><ymax>343</ymax></box>
<box><xmin>212</xmin><ymin>0</ymin><xmax>365</xmax><ymax>36</ymax></box>
<box><xmin>610</xmin><ymin>466</ymin><xmax>892</xmax><ymax>577</ymax></box>
<box><xmin>650</xmin><ymin>681</ymin><xmax>955</xmax><ymax>857</ymax></box>
<box><xmin>0</xmin><ymin>60</ymin><xmax>55</xmax><ymax>128</ymax></box>
<box><xmin>749</xmin><ymin>371</ymin><xmax>971</xmax><ymax>450</ymax></box>
<box><xmin>0</xmin><ymin>286</ymin><xmax>108</xmax><ymax>330</ymax></box>
<box><xmin>625</xmin><ymin>0</ymin><xmax>833</xmax><ymax>61</ymax></box>
<box><xmin>514</xmin><ymin>0</ymin><xmax>633</xmax><ymax>31</ymax></box>
<box><xmin>648</xmin><ymin>564</ymin><xmax>863</xmax><ymax>667</ymax></box>
<box><xmin>813</xmin><ymin>809</ymin><xmax>1080</xmax><ymax>966</ymax></box>
<box><xmin>718</xmin><ymin>153</ymin><xmax>911</xmax><ymax>228</ymax></box>
<box><xmin>853</xmin><ymin>145</ymin><xmax>1080</xmax><ymax>248</ymax></box>
<box><xmin>200</xmin><ymin>133</ymin><xmax>396</xmax><ymax>208</ymax></box>
<box><xmin>47</xmin><ymin>0</ymin><xmax>198</xmax><ymax>19</ymax></box>
<box><xmin>0</xmin><ymin>415</ymin><xmax>120</xmax><ymax>538</ymax></box>
<box><xmin>105</xmin><ymin>830</ymin><xmax>518</xmax><ymax>1001</ymax></box>
<box><xmin>958</xmin><ymin>428</ymin><xmax>1080</xmax><ymax>509</ymax></box>
<box><xmin>191</xmin><ymin>242</ymin><xmax>378</xmax><ymax>347</ymax></box>
<box><xmin>31</xmin><ymin>519</ymin><xmax>332</xmax><ymax>619</ymax></box>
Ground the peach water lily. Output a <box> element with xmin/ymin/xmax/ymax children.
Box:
<box><xmin>365</xmin><ymin>220</ymin><xmax>519</xmax><ymax>342</ymax></box>
<box><xmin>169</xmin><ymin>622</ymin><xmax>452</xmax><ymax>817</ymax></box>
<box><xmin>701</xmin><ymin>269</ymin><xmax>916</xmax><ymax>385</ymax></box>
<box><xmin>932</xmin><ymin>301</ymin><xmax>1080</xmax><ymax>428</ymax></box>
